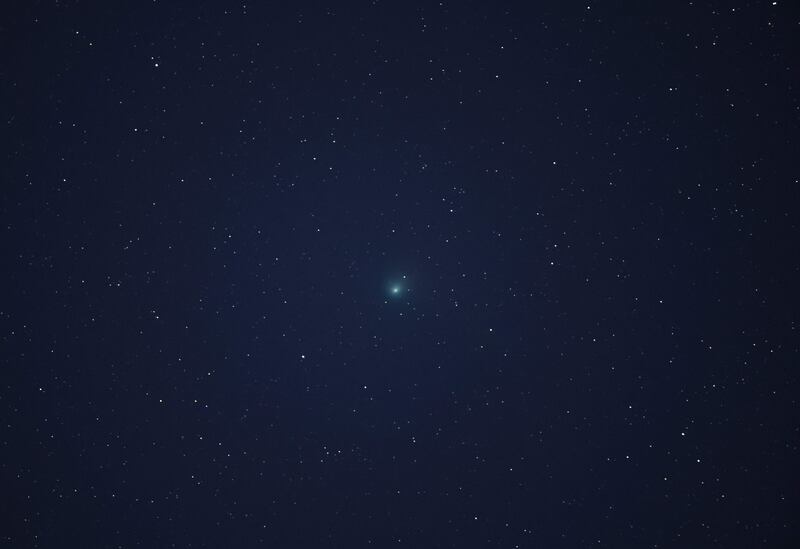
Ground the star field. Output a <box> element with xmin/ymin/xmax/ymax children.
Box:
<box><xmin>1</xmin><ymin>1</ymin><xmax>799</xmax><ymax>547</ymax></box>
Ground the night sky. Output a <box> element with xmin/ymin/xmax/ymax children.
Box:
<box><xmin>2</xmin><ymin>2</ymin><xmax>799</xmax><ymax>547</ymax></box>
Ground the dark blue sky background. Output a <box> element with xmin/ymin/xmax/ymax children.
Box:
<box><xmin>2</xmin><ymin>1</ymin><xmax>798</xmax><ymax>547</ymax></box>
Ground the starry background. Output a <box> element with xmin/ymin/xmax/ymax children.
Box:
<box><xmin>2</xmin><ymin>1</ymin><xmax>799</xmax><ymax>547</ymax></box>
